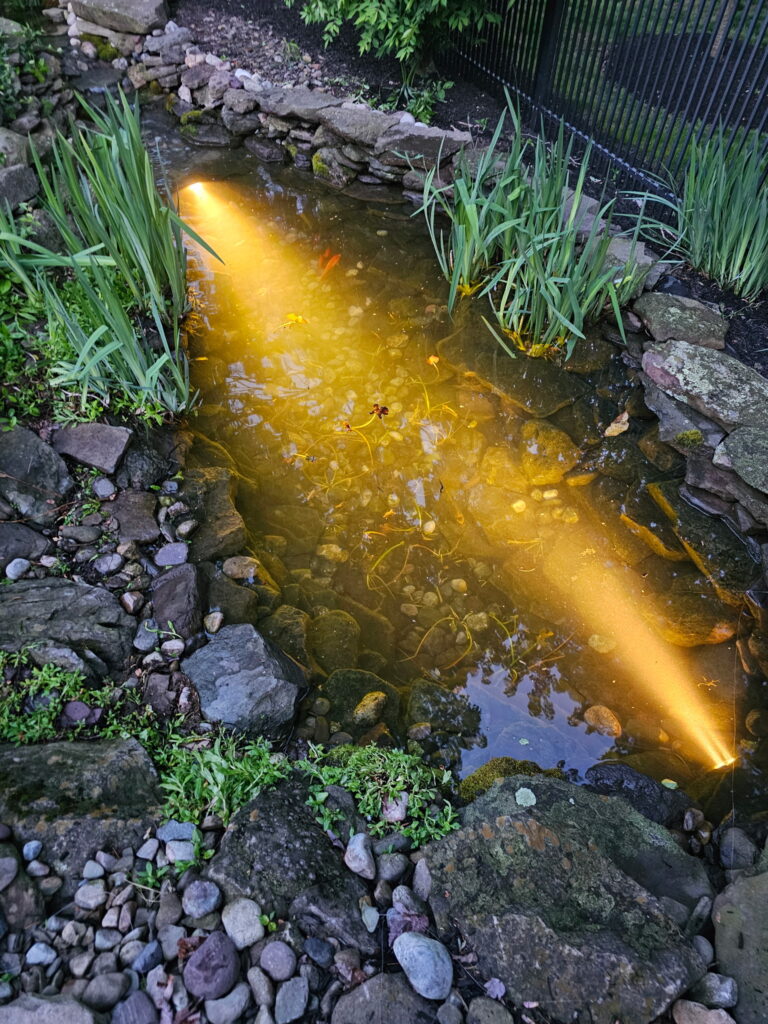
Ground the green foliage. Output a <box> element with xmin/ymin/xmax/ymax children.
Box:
<box><xmin>159</xmin><ymin>733</ymin><xmax>290</xmax><ymax>826</ymax></box>
<box><xmin>419</xmin><ymin>99</ymin><xmax>650</xmax><ymax>357</ymax></box>
<box><xmin>285</xmin><ymin>0</ymin><xmax>502</xmax><ymax>84</ymax></box>
<box><xmin>640</xmin><ymin>127</ymin><xmax>768</xmax><ymax>301</ymax></box>
<box><xmin>299</xmin><ymin>743</ymin><xmax>460</xmax><ymax>846</ymax></box>
<box><xmin>380</xmin><ymin>76</ymin><xmax>453</xmax><ymax>125</ymax></box>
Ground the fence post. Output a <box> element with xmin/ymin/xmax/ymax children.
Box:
<box><xmin>532</xmin><ymin>0</ymin><xmax>567</xmax><ymax>105</ymax></box>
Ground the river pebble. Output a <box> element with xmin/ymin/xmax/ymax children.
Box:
<box><xmin>222</xmin><ymin>897</ymin><xmax>265</xmax><ymax>949</ymax></box>
<box><xmin>344</xmin><ymin>833</ymin><xmax>376</xmax><ymax>879</ymax></box>
<box><xmin>393</xmin><ymin>932</ymin><xmax>453</xmax><ymax>999</ymax></box>
<box><xmin>260</xmin><ymin>940</ymin><xmax>297</xmax><ymax>982</ymax></box>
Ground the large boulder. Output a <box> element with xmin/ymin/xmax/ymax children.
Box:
<box><xmin>0</xmin><ymin>427</ymin><xmax>73</xmax><ymax>526</ymax></box>
<box><xmin>71</xmin><ymin>0</ymin><xmax>166</xmax><ymax>33</ymax></box>
<box><xmin>419</xmin><ymin>775</ymin><xmax>710</xmax><ymax>1024</ymax></box>
<box><xmin>205</xmin><ymin>776</ymin><xmax>376</xmax><ymax>952</ymax></box>
<box><xmin>0</xmin><ymin>578</ymin><xmax>134</xmax><ymax>672</ymax></box>
<box><xmin>713</xmin><ymin>871</ymin><xmax>768</xmax><ymax>1024</ymax></box>
<box><xmin>0</xmin><ymin>739</ymin><xmax>162</xmax><ymax>897</ymax></box>
<box><xmin>181</xmin><ymin>624</ymin><xmax>302</xmax><ymax>736</ymax></box>
<box><xmin>642</xmin><ymin>342</ymin><xmax>768</xmax><ymax>430</ymax></box>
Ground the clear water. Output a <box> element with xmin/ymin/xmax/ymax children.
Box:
<box><xmin>148</xmin><ymin>110</ymin><xmax>748</xmax><ymax>788</ymax></box>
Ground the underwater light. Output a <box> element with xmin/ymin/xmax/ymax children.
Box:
<box><xmin>712</xmin><ymin>755</ymin><xmax>737</xmax><ymax>770</ymax></box>
<box><xmin>187</xmin><ymin>181</ymin><xmax>206</xmax><ymax>195</ymax></box>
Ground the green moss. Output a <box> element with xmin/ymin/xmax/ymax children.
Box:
<box><xmin>459</xmin><ymin>756</ymin><xmax>565</xmax><ymax>802</ymax></box>
<box><xmin>673</xmin><ymin>428</ymin><xmax>704</xmax><ymax>449</ymax></box>
<box><xmin>180</xmin><ymin>108</ymin><xmax>203</xmax><ymax>126</ymax></box>
<box><xmin>284</xmin><ymin>143</ymin><xmax>298</xmax><ymax>162</ymax></box>
<box><xmin>311</xmin><ymin>151</ymin><xmax>330</xmax><ymax>177</ymax></box>
<box><xmin>80</xmin><ymin>32</ymin><xmax>120</xmax><ymax>62</ymax></box>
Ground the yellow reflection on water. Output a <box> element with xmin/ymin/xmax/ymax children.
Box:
<box><xmin>181</xmin><ymin>178</ymin><xmax>735</xmax><ymax>771</ymax></box>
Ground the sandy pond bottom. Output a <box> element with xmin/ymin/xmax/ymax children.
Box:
<box><xmin>153</xmin><ymin>117</ymin><xmax>752</xmax><ymax>793</ymax></box>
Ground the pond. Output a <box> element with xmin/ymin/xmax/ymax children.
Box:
<box><xmin>149</xmin><ymin>110</ymin><xmax>752</xmax><ymax>795</ymax></box>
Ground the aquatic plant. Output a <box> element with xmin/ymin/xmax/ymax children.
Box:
<box><xmin>638</xmin><ymin>125</ymin><xmax>768</xmax><ymax>301</ymax></box>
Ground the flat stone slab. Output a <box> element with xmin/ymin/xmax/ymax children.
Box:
<box><xmin>254</xmin><ymin>86</ymin><xmax>344</xmax><ymax>121</ymax></box>
<box><xmin>420</xmin><ymin>775</ymin><xmax>709</xmax><ymax>1024</ymax></box>
<box><xmin>111</xmin><ymin>490</ymin><xmax>159</xmax><ymax>544</ymax></box>
<box><xmin>53</xmin><ymin>423</ymin><xmax>133</xmax><ymax>474</ymax></box>
<box><xmin>0</xmin><ymin>577</ymin><xmax>134</xmax><ymax>671</ymax></box>
<box><xmin>375</xmin><ymin>122</ymin><xmax>471</xmax><ymax>167</ymax></box>
<box><xmin>0</xmin><ymin>523</ymin><xmax>51</xmax><ymax>572</ymax></box>
<box><xmin>642</xmin><ymin>341</ymin><xmax>768</xmax><ymax>430</ymax></box>
<box><xmin>634</xmin><ymin>293</ymin><xmax>727</xmax><ymax>349</ymax></box>
<box><xmin>318</xmin><ymin>105</ymin><xmax>404</xmax><ymax>148</ymax></box>
<box><xmin>647</xmin><ymin>479</ymin><xmax>758</xmax><ymax>605</ymax></box>
<box><xmin>71</xmin><ymin>0</ymin><xmax>166</xmax><ymax>33</ymax></box>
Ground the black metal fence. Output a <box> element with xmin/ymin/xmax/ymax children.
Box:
<box><xmin>440</xmin><ymin>0</ymin><xmax>768</xmax><ymax>197</ymax></box>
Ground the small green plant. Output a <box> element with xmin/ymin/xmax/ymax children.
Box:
<box><xmin>0</xmin><ymin>656</ymin><xmax>85</xmax><ymax>745</ymax></box>
<box><xmin>260</xmin><ymin>911</ymin><xmax>278</xmax><ymax>933</ymax></box>
<box><xmin>133</xmin><ymin>861</ymin><xmax>171</xmax><ymax>893</ymax></box>
<box><xmin>159</xmin><ymin>733</ymin><xmax>290</xmax><ymax>826</ymax></box>
<box><xmin>299</xmin><ymin>743</ymin><xmax>460</xmax><ymax>846</ymax></box>
<box><xmin>639</xmin><ymin>125</ymin><xmax>768</xmax><ymax>301</ymax></box>
<box><xmin>0</xmin><ymin>28</ymin><xmax>48</xmax><ymax>123</ymax></box>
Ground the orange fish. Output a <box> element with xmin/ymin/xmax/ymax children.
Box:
<box><xmin>319</xmin><ymin>250</ymin><xmax>341</xmax><ymax>278</ymax></box>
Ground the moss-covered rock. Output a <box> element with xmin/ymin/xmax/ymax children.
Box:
<box><xmin>307</xmin><ymin>610</ymin><xmax>360</xmax><ymax>674</ymax></box>
<box><xmin>459</xmin><ymin>756</ymin><xmax>565</xmax><ymax>802</ymax></box>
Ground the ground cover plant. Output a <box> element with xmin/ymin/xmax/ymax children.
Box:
<box><xmin>0</xmin><ymin>91</ymin><xmax>214</xmax><ymax>422</ymax></box>
<box><xmin>419</xmin><ymin>100</ymin><xmax>650</xmax><ymax>358</ymax></box>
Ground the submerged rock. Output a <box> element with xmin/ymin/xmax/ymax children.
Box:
<box><xmin>182</xmin><ymin>467</ymin><xmax>246</xmax><ymax>562</ymax></box>
<box><xmin>459</xmin><ymin>757</ymin><xmax>564</xmax><ymax>802</ymax></box>
<box><xmin>182</xmin><ymin>624</ymin><xmax>303</xmax><ymax>736</ymax></box>
<box><xmin>421</xmin><ymin>775</ymin><xmax>710</xmax><ymax>1024</ymax></box>
<box><xmin>321</xmin><ymin>669</ymin><xmax>401</xmax><ymax>735</ymax></box>
<box><xmin>307</xmin><ymin>610</ymin><xmax>360</xmax><ymax>674</ymax></box>
<box><xmin>713</xmin><ymin>871</ymin><xmax>768</xmax><ymax>1024</ymax></box>
<box><xmin>520</xmin><ymin>419</ymin><xmax>580</xmax><ymax>485</ymax></box>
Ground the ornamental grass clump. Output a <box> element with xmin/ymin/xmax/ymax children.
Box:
<box><xmin>419</xmin><ymin>99</ymin><xmax>650</xmax><ymax>358</ymax></box>
<box><xmin>643</xmin><ymin>126</ymin><xmax>768</xmax><ymax>301</ymax></box>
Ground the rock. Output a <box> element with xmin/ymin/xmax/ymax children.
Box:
<box><xmin>93</xmin><ymin>553</ymin><xmax>124</xmax><ymax>575</ymax></box>
<box><xmin>393</xmin><ymin>932</ymin><xmax>453</xmax><ymax>999</ymax></box>
<box><xmin>0</xmin><ymin>994</ymin><xmax>100</xmax><ymax>1023</ymax></box>
<box><xmin>154</xmin><ymin>542</ymin><xmax>188</xmax><ymax>567</ymax></box>
<box><xmin>183</xmin><ymin>468</ymin><xmax>246</xmax><ymax>562</ymax></box>
<box><xmin>0</xmin><ymin>842</ymin><xmax>42</xmax><ymax>931</ymax></box>
<box><xmin>183</xmin><ymin>931</ymin><xmax>240</xmax><ymax>1000</ymax></box>
<box><xmin>466</xmin><ymin>997</ymin><xmax>515</xmax><ymax>1024</ymax></box>
<box><xmin>322</xmin><ymin>670</ymin><xmax>401</xmax><ymax>734</ymax></box>
<box><xmin>584</xmin><ymin>763</ymin><xmax>691</xmax><ymax>827</ymax></box>
<box><xmin>584</xmin><ymin>704</ymin><xmax>622</xmax><ymax>736</ymax></box>
<box><xmin>307</xmin><ymin>610</ymin><xmax>360</xmax><ymax>673</ymax></box>
<box><xmin>112</xmin><ymin>491</ymin><xmax>160</xmax><ymax>544</ymax></box>
<box><xmin>718</xmin><ymin>827</ymin><xmax>757</xmax><ymax>869</ymax></box>
<box><xmin>422</xmin><ymin>775</ymin><xmax>710</xmax><ymax>1024</ymax></box>
<box><xmin>330</xmin><ymin>972</ymin><xmax>435</xmax><ymax>1023</ymax></box>
<box><xmin>0</xmin><ymin>165</ymin><xmax>39</xmax><ymax>211</ymax></box>
<box><xmin>519</xmin><ymin>419</ymin><xmax>580</xmax><ymax>484</ymax></box>
<box><xmin>131</xmin><ymin>940</ymin><xmax>163</xmax><ymax>973</ymax></box>
<box><xmin>642</xmin><ymin>383</ymin><xmax>726</xmax><ymax>453</ymax></box>
<box><xmin>0</xmin><ymin>578</ymin><xmax>134</xmax><ymax>671</ymax></box>
<box><xmin>261</xmin><ymin>605</ymin><xmax>310</xmax><ymax>665</ymax></box>
<box><xmin>648</xmin><ymin>480</ymin><xmax>758</xmax><ymax>605</ymax></box>
<box><xmin>244</xmin><ymin>137</ymin><xmax>287</xmax><ymax>162</ymax></box>
<box><xmin>82</xmin><ymin>971</ymin><xmax>131</xmax><ymax>1010</ymax></box>
<box><xmin>112</xmin><ymin>990</ymin><xmax>159</xmax><ymax>1024</ymax></box>
<box><xmin>150</xmin><ymin>564</ymin><xmax>202</xmax><ymax>640</ymax></box>
<box><xmin>25</xmin><ymin>942</ymin><xmax>56</xmax><ymax>966</ymax></box>
<box><xmin>375</xmin><ymin>122</ymin><xmax>471</xmax><ymax>168</ymax></box>
<box><xmin>634</xmin><ymin>293</ymin><xmax>727</xmax><ymax>349</ymax></box>
<box><xmin>182</xmin><ymin>880</ymin><xmax>222</xmax><ymax>918</ymax></box>
<box><xmin>52</xmin><ymin>424</ymin><xmax>132</xmax><ymax>474</ymax></box>
<box><xmin>303</xmin><ymin>938</ymin><xmax>334</xmax><ymax>969</ymax></box>
<box><xmin>673</xmin><ymin>1001</ymin><xmax>737</xmax><ymax>1024</ymax></box>
<box><xmin>274</xmin><ymin>977</ymin><xmax>308</xmax><ymax>1024</ymax></box>
<box><xmin>311</xmin><ymin>147</ymin><xmax>358</xmax><ymax>188</ymax></box>
<box><xmin>4</xmin><ymin>558</ymin><xmax>29</xmax><ymax>581</ymax></box>
<box><xmin>344</xmin><ymin>833</ymin><xmax>375</xmax><ymax>879</ymax></box>
<box><xmin>0</xmin><ymin>739</ymin><xmax>161</xmax><ymax>897</ymax></box>
<box><xmin>221</xmin><ymin>897</ymin><xmax>265</xmax><ymax>949</ymax></box>
<box><xmin>71</xmin><ymin>0</ymin><xmax>166</xmax><ymax>33</ymax></box>
<box><xmin>247</xmin><ymin>965</ymin><xmax>275</xmax><ymax>1006</ymax></box>
<box><xmin>259</xmin><ymin>941</ymin><xmax>296</xmax><ymax>982</ymax></box>
<box><xmin>206</xmin><ymin>981</ymin><xmax>252</xmax><ymax>1024</ymax></box>
<box><xmin>165</xmin><ymin>839</ymin><xmax>195</xmax><ymax>862</ymax></box>
<box><xmin>0</xmin><ymin>128</ymin><xmax>28</xmax><ymax>169</ymax></box>
<box><xmin>206</xmin><ymin>777</ymin><xmax>375</xmax><ymax>951</ymax></box>
<box><xmin>257</xmin><ymin>86</ymin><xmax>343</xmax><ymax>120</ymax></box>
<box><xmin>204</xmin><ymin>568</ymin><xmax>259</xmax><ymax>625</ymax></box>
<box><xmin>407</xmin><ymin>679</ymin><xmax>479</xmax><ymax>737</ymax></box>
<box><xmin>0</xmin><ymin>427</ymin><xmax>73</xmax><ymax>526</ymax></box>
<box><xmin>713</xmin><ymin>871</ymin><xmax>768</xmax><ymax>1023</ymax></box>
<box><xmin>688</xmin><ymin>973</ymin><xmax>738</xmax><ymax>1009</ymax></box>
<box><xmin>0</xmin><ymin>524</ymin><xmax>50</xmax><ymax>572</ymax></box>
<box><xmin>719</xmin><ymin>426</ymin><xmax>768</xmax><ymax>495</ymax></box>
<box><xmin>642</xmin><ymin>342</ymin><xmax>768</xmax><ymax>430</ymax></box>
<box><xmin>181</xmin><ymin>624</ymin><xmax>302</xmax><ymax>735</ymax></box>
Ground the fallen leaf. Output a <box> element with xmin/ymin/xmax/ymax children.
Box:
<box><xmin>485</xmin><ymin>977</ymin><xmax>506</xmax><ymax>1000</ymax></box>
<box><xmin>604</xmin><ymin>411</ymin><xmax>629</xmax><ymax>437</ymax></box>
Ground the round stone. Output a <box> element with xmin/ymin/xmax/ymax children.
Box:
<box><xmin>22</xmin><ymin>840</ymin><xmax>42</xmax><ymax>861</ymax></box>
<box><xmin>93</xmin><ymin>553</ymin><xmax>124</xmax><ymax>575</ymax></box>
<box><xmin>154</xmin><ymin>542</ymin><xmax>188</xmax><ymax>567</ymax></box>
<box><xmin>81</xmin><ymin>972</ymin><xmax>131</xmax><ymax>1011</ymax></box>
<box><xmin>393</xmin><ymin>932</ymin><xmax>453</xmax><ymax>1000</ymax></box>
<box><xmin>259</xmin><ymin>941</ymin><xmax>297</xmax><ymax>982</ymax></box>
<box><xmin>344</xmin><ymin>833</ymin><xmax>376</xmax><ymax>880</ymax></box>
<box><xmin>183</xmin><ymin>931</ymin><xmax>240</xmax><ymax>1000</ymax></box>
<box><xmin>222</xmin><ymin>897</ymin><xmax>265</xmax><ymax>950</ymax></box>
<box><xmin>25</xmin><ymin>942</ymin><xmax>56</xmax><ymax>966</ymax></box>
<box><xmin>182</xmin><ymin>880</ymin><xmax>223</xmax><ymax>919</ymax></box>
<box><xmin>205</xmin><ymin>980</ymin><xmax>253</xmax><ymax>1024</ymax></box>
<box><xmin>5</xmin><ymin>558</ymin><xmax>30</xmax><ymax>580</ymax></box>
